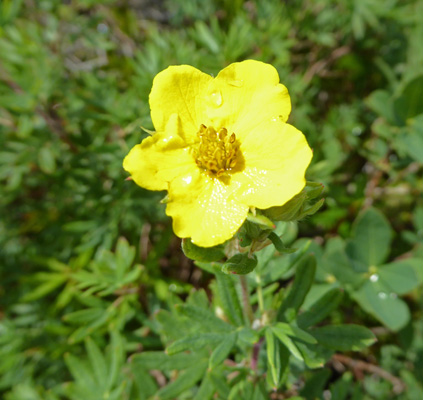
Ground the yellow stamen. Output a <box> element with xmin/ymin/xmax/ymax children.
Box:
<box><xmin>195</xmin><ymin>125</ymin><xmax>240</xmax><ymax>177</ymax></box>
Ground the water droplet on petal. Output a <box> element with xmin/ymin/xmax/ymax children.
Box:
<box><xmin>370</xmin><ymin>274</ymin><xmax>379</xmax><ymax>282</ymax></box>
<box><xmin>228</xmin><ymin>79</ymin><xmax>244</xmax><ymax>88</ymax></box>
<box><xmin>182</xmin><ymin>175</ymin><xmax>192</xmax><ymax>185</ymax></box>
<box><xmin>378</xmin><ymin>292</ymin><xmax>387</xmax><ymax>299</ymax></box>
<box><xmin>389</xmin><ymin>293</ymin><xmax>397</xmax><ymax>299</ymax></box>
<box><xmin>210</xmin><ymin>91</ymin><xmax>223</xmax><ymax>107</ymax></box>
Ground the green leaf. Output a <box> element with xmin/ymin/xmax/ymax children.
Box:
<box><xmin>21</xmin><ymin>274</ymin><xmax>67</xmax><ymax>302</ymax></box>
<box><xmin>209</xmin><ymin>332</ymin><xmax>237</xmax><ymax>369</ymax></box>
<box><xmin>156</xmin><ymin>360</ymin><xmax>208</xmax><ymax>400</ymax></box>
<box><xmin>182</xmin><ymin>239</ymin><xmax>225</xmax><ymax>262</ymax></box>
<box><xmin>277</xmin><ymin>254</ymin><xmax>316</xmax><ymax>321</ymax></box>
<box><xmin>399</xmin><ymin>116</ymin><xmax>423</xmax><ymax>161</ymax></box>
<box><xmin>300</xmin><ymin>369</ymin><xmax>332</xmax><ymax>400</ymax></box>
<box><xmin>193</xmin><ymin>372</ymin><xmax>215</xmax><ymax>400</ymax></box>
<box><xmin>63</xmin><ymin>308</ymin><xmax>105</xmax><ymax>324</ymax></box>
<box><xmin>273</xmin><ymin>322</ymin><xmax>317</xmax><ymax>344</ymax></box>
<box><xmin>222</xmin><ymin>253</ymin><xmax>258</xmax><ymax>275</ymax></box>
<box><xmin>176</xmin><ymin>304</ymin><xmax>233</xmax><ymax>333</ymax></box>
<box><xmin>298</xmin><ymin>288</ymin><xmax>344</xmax><ymax>329</ymax></box>
<box><xmin>365</xmin><ymin>89</ymin><xmax>395</xmax><ymax>123</ymax></box>
<box><xmin>85</xmin><ymin>337</ymin><xmax>107</xmax><ymax>388</ymax></box>
<box><xmin>300</xmin><ymin>198</ymin><xmax>325</xmax><ymax>219</ymax></box>
<box><xmin>346</xmin><ymin>208</ymin><xmax>392</xmax><ymax>268</ymax></box>
<box><xmin>352</xmin><ymin>280</ymin><xmax>410</xmax><ymax>331</ymax></box>
<box><xmin>38</xmin><ymin>146</ymin><xmax>56</xmax><ymax>174</ymax></box>
<box><xmin>310</xmin><ymin>324</ymin><xmax>376</xmax><ymax>351</ymax></box>
<box><xmin>322</xmin><ymin>249</ymin><xmax>363</xmax><ymax>288</ymax></box>
<box><xmin>106</xmin><ymin>330</ymin><xmax>124</xmax><ymax>391</ymax></box>
<box><xmin>271</xmin><ymin>326</ymin><xmax>304</xmax><ymax>361</ymax></box>
<box><xmin>167</xmin><ymin>333</ymin><xmax>226</xmax><ymax>355</ymax></box>
<box><xmin>215</xmin><ymin>272</ymin><xmax>244</xmax><ymax>326</ymax></box>
<box><xmin>378</xmin><ymin>261</ymin><xmax>420</xmax><ymax>295</ymax></box>
<box><xmin>295</xmin><ymin>342</ymin><xmax>327</xmax><ymax>369</ymax></box>
<box><xmin>130</xmin><ymin>352</ymin><xmax>202</xmax><ymax>371</ymax></box>
<box><xmin>265</xmin><ymin>329</ymin><xmax>282</xmax><ymax>388</ymax></box>
<box><xmin>393</xmin><ymin>75</ymin><xmax>423</xmax><ymax>124</ymax></box>
<box><xmin>268</xmin><ymin>232</ymin><xmax>297</xmax><ymax>254</ymax></box>
<box><xmin>246</xmin><ymin>213</ymin><xmax>276</xmax><ymax>229</ymax></box>
<box><xmin>64</xmin><ymin>353</ymin><xmax>95</xmax><ymax>390</ymax></box>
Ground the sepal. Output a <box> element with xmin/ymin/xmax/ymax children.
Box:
<box><xmin>264</xmin><ymin>181</ymin><xmax>324</xmax><ymax>221</ymax></box>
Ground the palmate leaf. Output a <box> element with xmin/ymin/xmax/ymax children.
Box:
<box><xmin>63</xmin><ymin>331</ymin><xmax>125</xmax><ymax>400</ymax></box>
<box><xmin>346</xmin><ymin>208</ymin><xmax>392</xmax><ymax>269</ymax></box>
<box><xmin>352</xmin><ymin>280</ymin><xmax>410</xmax><ymax>331</ymax></box>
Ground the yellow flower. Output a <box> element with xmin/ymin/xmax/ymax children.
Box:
<box><xmin>123</xmin><ymin>60</ymin><xmax>312</xmax><ymax>247</ymax></box>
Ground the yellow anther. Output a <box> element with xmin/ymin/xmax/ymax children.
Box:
<box><xmin>195</xmin><ymin>125</ymin><xmax>240</xmax><ymax>177</ymax></box>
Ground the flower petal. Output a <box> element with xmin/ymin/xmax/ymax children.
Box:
<box><xmin>123</xmin><ymin>115</ymin><xmax>195</xmax><ymax>190</ymax></box>
<box><xmin>149</xmin><ymin>65</ymin><xmax>213</xmax><ymax>142</ymax></box>
<box><xmin>231</xmin><ymin>120</ymin><xmax>312</xmax><ymax>209</ymax></box>
<box><xmin>206</xmin><ymin>60</ymin><xmax>292</xmax><ymax>137</ymax></box>
<box><xmin>166</xmin><ymin>170</ymin><xmax>249</xmax><ymax>247</ymax></box>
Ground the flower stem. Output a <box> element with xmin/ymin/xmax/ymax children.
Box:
<box><xmin>256</xmin><ymin>278</ymin><xmax>265</xmax><ymax>314</ymax></box>
<box><xmin>239</xmin><ymin>275</ymin><xmax>254</xmax><ymax>325</ymax></box>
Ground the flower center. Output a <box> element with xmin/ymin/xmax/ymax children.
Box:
<box><xmin>195</xmin><ymin>124</ymin><xmax>240</xmax><ymax>177</ymax></box>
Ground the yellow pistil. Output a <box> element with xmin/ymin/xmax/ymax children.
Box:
<box><xmin>195</xmin><ymin>124</ymin><xmax>240</xmax><ymax>177</ymax></box>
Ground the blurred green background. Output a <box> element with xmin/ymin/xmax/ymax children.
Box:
<box><xmin>1</xmin><ymin>0</ymin><xmax>422</xmax><ymax>399</ymax></box>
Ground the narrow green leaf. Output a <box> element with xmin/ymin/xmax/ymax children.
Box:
<box><xmin>246</xmin><ymin>213</ymin><xmax>276</xmax><ymax>229</ymax></box>
<box><xmin>193</xmin><ymin>371</ymin><xmax>215</xmax><ymax>400</ymax></box>
<box><xmin>297</xmin><ymin>288</ymin><xmax>344</xmax><ymax>329</ymax></box>
<box><xmin>209</xmin><ymin>371</ymin><xmax>231</xmax><ymax>399</ymax></box>
<box><xmin>115</xmin><ymin>237</ymin><xmax>135</xmax><ymax>271</ymax></box>
<box><xmin>271</xmin><ymin>327</ymin><xmax>304</xmax><ymax>361</ymax></box>
<box><xmin>265</xmin><ymin>329</ymin><xmax>281</xmax><ymax>388</ymax></box>
<box><xmin>64</xmin><ymin>353</ymin><xmax>95</xmax><ymax>389</ymax></box>
<box><xmin>21</xmin><ymin>274</ymin><xmax>67</xmax><ymax>302</ymax></box>
<box><xmin>38</xmin><ymin>146</ymin><xmax>56</xmax><ymax>174</ymax></box>
<box><xmin>215</xmin><ymin>272</ymin><xmax>244</xmax><ymax>326</ymax></box>
<box><xmin>273</xmin><ymin>322</ymin><xmax>317</xmax><ymax>344</ymax></box>
<box><xmin>209</xmin><ymin>332</ymin><xmax>237</xmax><ymax>369</ymax></box>
<box><xmin>85</xmin><ymin>337</ymin><xmax>107</xmax><ymax>388</ymax></box>
<box><xmin>311</xmin><ymin>324</ymin><xmax>376</xmax><ymax>351</ymax></box>
<box><xmin>106</xmin><ymin>331</ymin><xmax>124</xmax><ymax>390</ymax></box>
<box><xmin>268</xmin><ymin>232</ymin><xmax>297</xmax><ymax>254</ymax></box>
<box><xmin>130</xmin><ymin>351</ymin><xmax>202</xmax><ymax>371</ymax></box>
<box><xmin>156</xmin><ymin>360</ymin><xmax>208</xmax><ymax>400</ymax></box>
<box><xmin>300</xmin><ymin>198</ymin><xmax>325</xmax><ymax>218</ymax></box>
<box><xmin>63</xmin><ymin>308</ymin><xmax>105</xmax><ymax>324</ymax></box>
<box><xmin>167</xmin><ymin>333</ymin><xmax>226</xmax><ymax>355</ymax></box>
<box><xmin>300</xmin><ymin>368</ymin><xmax>332</xmax><ymax>399</ymax></box>
<box><xmin>295</xmin><ymin>342</ymin><xmax>327</xmax><ymax>369</ymax></box>
<box><xmin>176</xmin><ymin>304</ymin><xmax>233</xmax><ymax>333</ymax></box>
<box><xmin>277</xmin><ymin>254</ymin><xmax>316</xmax><ymax>321</ymax></box>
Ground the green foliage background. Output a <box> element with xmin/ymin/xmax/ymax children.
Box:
<box><xmin>1</xmin><ymin>0</ymin><xmax>422</xmax><ymax>399</ymax></box>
